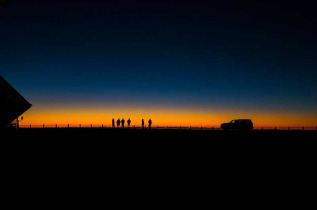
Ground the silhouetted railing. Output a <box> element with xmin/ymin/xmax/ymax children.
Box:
<box><xmin>18</xmin><ymin>124</ymin><xmax>317</xmax><ymax>131</ymax></box>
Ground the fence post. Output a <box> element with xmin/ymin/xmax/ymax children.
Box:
<box><xmin>134</xmin><ymin>125</ymin><xmax>136</xmax><ymax>129</ymax></box>
<box><xmin>302</xmin><ymin>127</ymin><xmax>304</xmax><ymax>131</ymax></box>
<box><xmin>43</xmin><ymin>124</ymin><xmax>45</xmax><ymax>128</ymax></box>
<box><xmin>288</xmin><ymin>127</ymin><xmax>290</xmax><ymax>131</ymax></box>
<box><xmin>275</xmin><ymin>126</ymin><xmax>277</xmax><ymax>131</ymax></box>
<box><xmin>56</xmin><ymin>124</ymin><xmax>57</xmax><ymax>129</ymax></box>
<box><xmin>212</xmin><ymin>126</ymin><xmax>214</xmax><ymax>130</ymax></box>
<box><xmin>262</xmin><ymin>127</ymin><xmax>263</xmax><ymax>131</ymax></box>
<box><xmin>91</xmin><ymin>124</ymin><xmax>92</xmax><ymax>128</ymax></box>
<box><xmin>68</xmin><ymin>124</ymin><xmax>69</xmax><ymax>128</ymax></box>
<box><xmin>102</xmin><ymin>124</ymin><xmax>103</xmax><ymax>128</ymax></box>
<box><xmin>30</xmin><ymin>124</ymin><xmax>31</xmax><ymax>129</ymax></box>
<box><xmin>79</xmin><ymin>124</ymin><xmax>81</xmax><ymax>128</ymax></box>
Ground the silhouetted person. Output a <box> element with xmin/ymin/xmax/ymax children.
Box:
<box><xmin>117</xmin><ymin>118</ymin><xmax>120</xmax><ymax>127</ymax></box>
<box><xmin>121</xmin><ymin>118</ymin><xmax>125</xmax><ymax>128</ymax></box>
<box><xmin>112</xmin><ymin>118</ymin><xmax>115</xmax><ymax>128</ymax></box>
<box><xmin>148</xmin><ymin>119</ymin><xmax>152</xmax><ymax>129</ymax></box>
<box><xmin>142</xmin><ymin>119</ymin><xmax>144</xmax><ymax>129</ymax></box>
<box><xmin>127</xmin><ymin>118</ymin><xmax>131</xmax><ymax>127</ymax></box>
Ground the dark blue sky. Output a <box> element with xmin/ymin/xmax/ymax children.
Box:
<box><xmin>1</xmin><ymin>0</ymin><xmax>316</xmax><ymax>118</ymax></box>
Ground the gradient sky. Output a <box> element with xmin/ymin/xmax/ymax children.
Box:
<box><xmin>1</xmin><ymin>0</ymin><xmax>316</xmax><ymax>127</ymax></box>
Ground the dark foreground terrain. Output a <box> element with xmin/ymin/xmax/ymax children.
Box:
<box><xmin>2</xmin><ymin>128</ymin><xmax>316</xmax><ymax>157</ymax></box>
<box><xmin>2</xmin><ymin>127</ymin><xmax>315</xmax><ymax>191</ymax></box>
<box><xmin>2</xmin><ymin>127</ymin><xmax>316</xmax><ymax>170</ymax></box>
<box><xmin>2</xmin><ymin>127</ymin><xmax>315</xmax><ymax>166</ymax></box>
<box><xmin>2</xmin><ymin>127</ymin><xmax>316</xmax><ymax>140</ymax></box>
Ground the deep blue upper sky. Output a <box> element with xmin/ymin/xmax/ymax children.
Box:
<box><xmin>1</xmin><ymin>0</ymin><xmax>316</xmax><ymax>114</ymax></box>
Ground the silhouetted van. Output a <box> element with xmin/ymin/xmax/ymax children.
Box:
<box><xmin>221</xmin><ymin>119</ymin><xmax>253</xmax><ymax>130</ymax></box>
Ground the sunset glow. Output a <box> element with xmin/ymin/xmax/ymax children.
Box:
<box><xmin>19</xmin><ymin>105</ymin><xmax>317</xmax><ymax>128</ymax></box>
<box><xmin>1</xmin><ymin>0</ymin><xmax>317</xmax><ymax>130</ymax></box>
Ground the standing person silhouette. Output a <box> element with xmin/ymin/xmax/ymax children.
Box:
<box><xmin>112</xmin><ymin>118</ymin><xmax>115</xmax><ymax>128</ymax></box>
<box><xmin>142</xmin><ymin>119</ymin><xmax>144</xmax><ymax>129</ymax></box>
<box><xmin>127</xmin><ymin>118</ymin><xmax>131</xmax><ymax>127</ymax></box>
<box><xmin>117</xmin><ymin>118</ymin><xmax>120</xmax><ymax>127</ymax></box>
<box><xmin>121</xmin><ymin>118</ymin><xmax>125</xmax><ymax>128</ymax></box>
<box><xmin>148</xmin><ymin>119</ymin><xmax>152</xmax><ymax>129</ymax></box>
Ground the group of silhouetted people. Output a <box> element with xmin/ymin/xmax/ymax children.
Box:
<box><xmin>112</xmin><ymin>118</ymin><xmax>152</xmax><ymax>129</ymax></box>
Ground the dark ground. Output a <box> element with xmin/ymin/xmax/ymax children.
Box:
<box><xmin>3</xmin><ymin>127</ymin><xmax>316</xmax><ymax>140</ymax></box>
<box><xmin>2</xmin><ymin>127</ymin><xmax>315</xmax><ymax>196</ymax></box>
<box><xmin>2</xmin><ymin>127</ymin><xmax>316</xmax><ymax>158</ymax></box>
<box><xmin>3</xmin><ymin>127</ymin><xmax>316</xmax><ymax>165</ymax></box>
<box><xmin>2</xmin><ymin>128</ymin><xmax>316</xmax><ymax>158</ymax></box>
<box><xmin>2</xmin><ymin>128</ymin><xmax>315</xmax><ymax>177</ymax></box>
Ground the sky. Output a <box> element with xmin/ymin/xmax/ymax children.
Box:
<box><xmin>1</xmin><ymin>0</ymin><xmax>316</xmax><ymax>127</ymax></box>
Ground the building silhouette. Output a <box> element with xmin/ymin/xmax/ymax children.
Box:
<box><xmin>0</xmin><ymin>76</ymin><xmax>32</xmax><ymax>128</ymax></box>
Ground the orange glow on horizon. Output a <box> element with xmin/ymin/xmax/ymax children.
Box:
<box><xmin>19</xmin><ymin>105</ymin><xmax>317</xmax><ymax>128</ymax></box>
